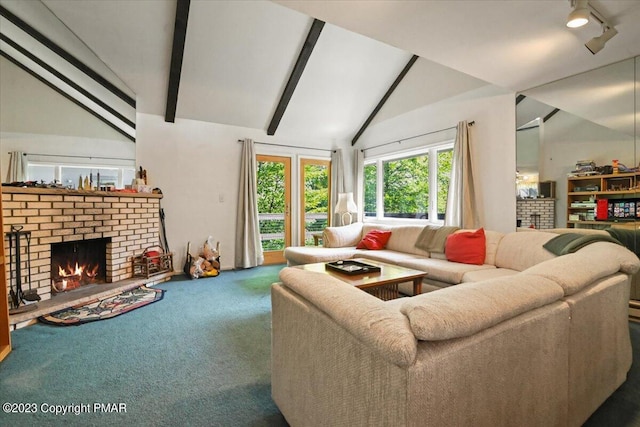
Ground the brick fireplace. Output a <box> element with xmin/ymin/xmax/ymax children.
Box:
<box><xmin>2</xmin><ymin>187</ymin><xmax>169</xmax><ymax>305</ymax></box>
<box><xmin>516</xmin><ymin>198</ymin><xmax>556</xmax><ymax>229</ymax></box>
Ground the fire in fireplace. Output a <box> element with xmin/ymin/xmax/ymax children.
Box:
<box><xmin>51</xmin><ymin>238</ymin><xmax>110</xmax><ymax>293</ymax></box>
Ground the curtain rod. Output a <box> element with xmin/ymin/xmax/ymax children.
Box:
<box><xmin>14</xmin><ymin>152</ymin><xmax>135</xmax><ymax>161</ymax></box>
<box><xmin>237</xmin><ymin>139</ymin><xmax>335</xmax><ymax>153</ymax></box>
<box><xmin>362</xmin><ymin>121</ymin><xmax>474</xmax><ymax>152</ymax></box>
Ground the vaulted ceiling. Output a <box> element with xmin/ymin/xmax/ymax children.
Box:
<box><xmin>8</xmin><ymin>0</ymin><xmax>640</xmax><ymax>144</ymax></box>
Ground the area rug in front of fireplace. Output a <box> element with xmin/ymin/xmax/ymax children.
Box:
<box><xmin>38</xmin><ymin>286</ymin><xmax>165</xmax><ymax>326</ymax></box>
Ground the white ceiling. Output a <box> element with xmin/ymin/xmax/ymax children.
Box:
<box><xmin>22</xmin><ymin>0</ymin><xmax>640</xmax><ymax>142</ymax></box>
<box><xmin>522</xmin><ymin>58</ymin><xmax>636</xmax><ymax>136</ymax></box>
<box><xmin>276</xmin><ymin>0</ymin><xmax>640</xmax><ymax>92</ymax></box>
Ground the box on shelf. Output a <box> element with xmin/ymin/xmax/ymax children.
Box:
<box><xmin>132</xmin><ymin>184</ymin><xmax>153</xmax><ymax>193</ymax></box>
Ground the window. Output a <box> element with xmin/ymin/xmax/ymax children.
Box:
<box><xmin>364</xmin><ymin>163</ymin><xmax>377</xmax><ymax>218</ymax></box>
<box><xmin>27</xmin><ymin>163</ymin><xmax>136</xmax><ymax>189</ymax></box>
<box><xmin>300</xmin><ymin>159</ymin><xmax>330</xmax><ymax>246</ymax></box>
<box><xmin>28</xmin><ymin>164</ymin><xmax>56</xmax><ymax>183</ymax></box>
<box><xmin>364</xmin><ymin>143</ymin><xmax>453</xmax><ymax>222</ymax></box>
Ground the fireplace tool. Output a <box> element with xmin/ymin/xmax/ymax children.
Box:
<box><xmin>7</xmin><ymin>225</ymin><xmax>40</xmax><ymax>314</ymax></box>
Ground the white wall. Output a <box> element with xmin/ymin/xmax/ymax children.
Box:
<box><xmin>359</xmin><ymin>85</ymin><xmax>517</xmax><ymax>233</ymax></box>
<box><xmin>0</xmin><ymin>55</ymin><xmax>134</xmax><ymax>181</ymax></box>
<box><xmin>516</xmin><ymin>127</ymin><xmax>539</xmax><ymax>175</ymax></box>
<box><xmin>0</xmin><ymin>57</ymin><xmax>131</xmax><ymax>142</ymax></box>
<box><xmin>136</xmin><ymin>113</ymin><xmax>349</xmax><ymax>271</ymax></box>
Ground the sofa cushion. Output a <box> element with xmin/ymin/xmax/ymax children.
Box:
<box><xmin>494</xmin><ymin>231</ymin><xmax>557</xmax><ymax>271</ymax></box>
<box><xmin>283</xmin><ymin>246</ymin><xmax>358</xmax><ymax>266</ymax></box>
<box><xmin>364</xmin><ymin>224</ymin><xmax>431</xmax><ymax>257</ymax></box>
<box><xmin>430</xmin><ymin>229</ymin><xmax>503</xmax><ymax>266</ymax></box>
<box><xmin>547</xmin><ymin>228</ymin><xmax>608</xmax><ymax>235</ymax></box>
<box><xmin>400</xmin><ymin>274</ymin><xmax>564</xmax><ymax>341</ymax></box>
<box><xmin>414</xmin><ymin>225</ymin><xmax>460</xmax><ymax>253</ymax></box>
<box><xmin>482</xmin><ymin>230</ymin><xmax>505</xmax><ymax>266</ymax></box>
<box><xmin>398</xmin><ymin>257</ymin><xmax>494</xmax><ymax>285</ymax></box>
<box><xmin>279</xmin><ymin>268</ymin><xmax>417</xmax><ymax>367</ymax></box>
<box><xmin>355</xmin><ymin>250</ymin><xmax>424</xmax><ymax>265</ymax></box>
<box><xmin>322</xmin><ymin>222</ymin><xmax>363</xmax><ymax>248</ymax></box>
<box><xmin>461</xmin><ymin>267</ymin><xmax>519</xmax><ymax>283</ymax></box>
<box><xmin>362</xmin><ymin>223</ymin><xmax>391</xmax><ymax>235</ymax></box>
<box><xmin>356</xmin><ymin>230</ymin><xmax>392</xmax><ymax>250</ymax></box>
<box><xmin>445</xmin><ymin>228</ymin><xmax>486</xmax><ymax>265</ymax></box>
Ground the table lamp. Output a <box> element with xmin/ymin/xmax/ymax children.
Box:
<box><xmin>335</xmin><ymin>192</ymin><xmax>358</xmax><ymax>226</ymax></box>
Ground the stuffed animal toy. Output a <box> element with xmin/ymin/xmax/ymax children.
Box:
<box><xmin>190</xmin><ymin>257</ymin><xmax>205</xmax><ymax>279</ymax></box>
<box><xmin>202</xmin><ymin>236</ymin><xmax>220</xmax><ymax>269</ymax></box>
<box><xmin>189</xmin><ymin>237</ymin><xmax>221</xmax><ymax>279</ymax></box>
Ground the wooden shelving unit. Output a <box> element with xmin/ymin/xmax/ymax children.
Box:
<box><xmin>0</xmin><ymin>185</ymin><xmax>11</xmax><ymax>362</ymax></box>
<box><xmin>567</xmin><ymin>172</ymin><xmax>640</xmax><ymax>229</ymax></box>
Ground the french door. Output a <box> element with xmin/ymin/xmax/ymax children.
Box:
<box><xmin>256</xmin><ymin>155</ymin><xmax>291</xmax><ymax>264</ymax></box>
<box><xmin>300</xmin><ymin>159</ymin><xmax>331</xmax><ymax>246</ymax></box>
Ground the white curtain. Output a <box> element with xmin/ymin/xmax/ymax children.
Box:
<box><xmin>234</xmin><ymin>139</ymin><xmax>264</xmax><ymax>268</ymax></box>
<box><xmin>353</xmin><ymin>148</ymin><xmax>365</xmax><ymax>223</ymax></box>
<box><xmin>330</xmin><ymin>149</ymin><xmax>345</xmax><ymax>226</ymax></box>
<box><xmin>445</xmin><ymin>121</ymin><xmax>480</xmax><ymax>228</ymax></box>
<box><xmin>6</xmin><ymin>151</ymin><xmax>27</xmax><ymax>182</ymax></box>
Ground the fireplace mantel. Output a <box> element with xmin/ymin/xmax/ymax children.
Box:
<box><xmin>1</xmin><ymin>186</ymin><xmax>163</xmax><ymax>199</ymax></box>
<box><xmin>2</xmin><ymin>186</ymin><xmax>168</xmax><ymax>321</ymax></box>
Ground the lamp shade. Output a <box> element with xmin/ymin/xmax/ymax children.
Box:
<box><xmin>567</xmin><ymin>0</ymin><xmax>590</xmax><ymax>28</ymax></box>
<box><xmin>335</xmin><ymin>192</ymin><xmax>358</xmax><ymax>213</ymax></box>
<box><xmin>335</xmin><ymin>192</ymin><xmax>358</xmax><ymax>226</ymax></box>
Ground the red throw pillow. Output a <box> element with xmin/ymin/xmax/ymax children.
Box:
<box><xmin>356</xmin><ymin>230</ymin><xmax>392</xmax><ymax>250</ymax></box>
<box><xmin>444</xmin><ymin>228</ymin><xmax>486</xmax><ymax>265</ymax></box>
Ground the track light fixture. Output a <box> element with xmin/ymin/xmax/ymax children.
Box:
<box><xmin>566</xmin><ymin>0</ymin><xmax>590</xmax><ymax>28</ymax></box>
<box><xmin>565</xmin><ymin>0</ymin><xmax>618</xmax><ymax>54</ymax></box>
<box><xmin>585</xmin><ymin>25</ymin><xmax>618</xmax><ymax>54</ymax></box>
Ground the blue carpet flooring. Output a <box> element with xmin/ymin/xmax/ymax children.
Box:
<box><xmin>0</xmin><ymin>265</ymin><xmax>288</xmax><ymax>427</ymax></box>
<box><xmin>0</xmin><ymin>264</ymin><xmax>638</xmax><ymax>426</ymax></box>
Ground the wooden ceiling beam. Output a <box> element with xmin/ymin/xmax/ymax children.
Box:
<box><xmin>0</xmin><ymin>50</ymin><xmax>135</xmax><ymax>142</ymax></box>
<box><xmin>351</xmin><ymin>54</ymin><xmax>419</xmax><ymax>146</ymax></box>
<box><xmin>543</xmin><ymin>108</ymin><xmax>560</xmax><ymax>122</ymax></box>
<box><xmin>165</xmin><ymin>0</ymin><xmax>191</xmax><ymax>123</ymax></box>
<box><xmin>267</xmin><ymin>19</ymin><xmax>324</xmax><ymax>136</ymax></box>
<box><xmin>0</xmin><ymin>5</ymin><xmax>135</xmax><ymax>108</ymax></box>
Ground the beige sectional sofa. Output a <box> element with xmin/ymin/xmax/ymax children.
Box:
<box><xmin>273</xmin><ymin>223</ymin><xmax>639</xmax><ymax>426</ymax></box>
<box><xmin>285</xmin><ymin>222</ymin><xmax>557</xmax><ymax>293</ymax></box>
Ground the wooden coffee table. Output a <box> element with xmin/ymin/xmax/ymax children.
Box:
<box><xmin>295</xmin><ymin>258</ymin><xmax>427</xmax><ymax>300</ymax></box>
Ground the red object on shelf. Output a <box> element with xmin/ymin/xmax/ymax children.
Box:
<box><xmin>596</xmin><ymin>199</ymin><xmax>608</xmax><ymax>220</ymax></box>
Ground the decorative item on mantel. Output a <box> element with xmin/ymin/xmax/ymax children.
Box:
<box><xmin>130</xmin><ymin>165</ymin><xmax>152</xmax><ymax>193</ymax></box>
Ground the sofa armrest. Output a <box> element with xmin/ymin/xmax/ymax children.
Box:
<box><xmin>322</xmin><ymin>222</ymin><xmax>363</xmax><ymax>247</ymax></box>
<box><xmin>522</xmin><ymin>241</ymin><xmax>639</xmax><ymax>296</ymax></box>
<box><xmin>278</xmin><ymin>267</ymin><xmax>417</xmax><ymax>367</ymax></box>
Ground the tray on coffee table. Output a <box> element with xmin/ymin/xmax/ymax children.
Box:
<box><xmin>325</xmin><ymin>260</ymin><xmax>381</xmax><ymax>275</ymax></box>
